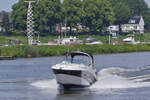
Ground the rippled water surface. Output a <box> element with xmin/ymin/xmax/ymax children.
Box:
<box><xmin>1</xmin><ymin>52</ymin><xmax>150</xmax><ymax>100</ymax></box>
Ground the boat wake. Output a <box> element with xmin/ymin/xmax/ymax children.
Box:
<box><xmin>31</xmin><ymin>79</ymin><xmax>58</xmax><ymax>89</ymax></box>
<box><xmin>31</xmin><ymin>66</ymin><xmax>150</xmax><ymax>90</ymax></box>
<box><xmin>91</xmin><ymin>66</ymin><xmax>150</xmax><ymax>89</ymax></box>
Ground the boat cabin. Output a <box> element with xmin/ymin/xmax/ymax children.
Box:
<box><xmin>64</xmin><ymin>51</ymin><xmax>94</xmax><ymax>68</ymax></box>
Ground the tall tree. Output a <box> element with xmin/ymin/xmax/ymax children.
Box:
<box><xmin>0</xmin><ymin>11</ymin><xmax>10</xmax><ymax>32</ymax></box>
<box><xmin>121</xmin><ymin>0</ymin><xmax>148</xmax><ymax>16</ymax></box>
<box><xmin>11</xmin><ymin>0</ymin><xmax>31</xmax><ymax>31</ymax></box>
<box><xmin>82</xmin><ymin>0</ymin><xmax>115</xmax><ymax>32</ymax></box>
<box><xmin>113</xmin><ymin>2</ymin><xmax>131</xmax><ymax>33</ymax></box>
<box><xmin>144</xmin><ymin>8</ymin><xmax>150</xmax><ymax>32</ymax></box>
<box><xmin>109</xmin><ymin>0</ymin><xmax>148</xmax><ymax>16</ymax></box>
<box><xmin>34</xmin><ymin>0</ymin><xmax>62</xmax><ymax>33</ymax></box>
<box><xmin>113</xmin><ymin>2</ymin><xmax>131</xmax><ymax>24</ymax></box>
<box><xmin>62</xmin><ymin>0</ymin><xmax>83</xmax><ymax>34</ymax></box>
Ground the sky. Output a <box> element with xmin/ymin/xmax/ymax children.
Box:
<box><xmin>0</xmin><ymin>0</ymin><xmax>150</xmax><ymax>12</ymax></box>
<box><xmin>145</xmin><ymin>0</ymin><xmax>150</xmax><ymax>7</ymax></box>
<box><xmin>0</xmin><ymin>0</ymin><xmax>18</xmax><ymax>11</ymax></box>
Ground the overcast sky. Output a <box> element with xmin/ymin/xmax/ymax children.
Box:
<box><xmin>145</xmin><ymin>0</ymin><xmax>150</xmax><ymax>7</ymax></box>
<box><xmin>0</xmin><ymin>0</ymin><xmax>150</xmax><ymax>12</ymax></box>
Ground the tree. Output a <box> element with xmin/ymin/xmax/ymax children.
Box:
<box><xmin>109</xmin><ymin>0</ymin><xmax>148</xmax><ymax>16</ymax></box>
<box><xmin>113</xmin><ymin>2</ymin><xmax>130</xmax><ymax>24</ymax></box>
<box><xmin>62</xmin><ymin>0</ymin><xmax>83</xmax><ymax>34</ymax></box>
<box><xmin>11</xmin><ymin>0</ymin><xmax>29</xmax><ymax>31</ymax></box>
<box><xmin>11</xmin><ymin>0</ymin><xmax>62</xmax><ymax>34</ymax></box>
<box><xmin>0</xmin><ymin>11</ymin><xmax>10</xmax><ymax>32</ymax></box>
<box><xmin>34</xmin><ymin>0</ymin><xmax>62</xmax><ymax>33</ymax></box>
<box><xmin>82</xmin><ymin>0</ymin><xmax>115</xmax><ymax>32</ymax></box>
<box><xmin>144</xmin><ymin>8</ymin><xmax>150</xmax><ymax>32</ymax></box>
<box><xmin>121</xmin><ymin>0</ymin><xmax>148</xmax><ymax>16</ymax></box>
<box><xmin>113</xmin><ymin>2</ymin><xmax>131</xmax><ymax>33</ymax></box>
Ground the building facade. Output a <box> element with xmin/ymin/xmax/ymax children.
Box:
<box><xmin>121</xmin><ymin>16</ymin><xmax>144</xmax><ymax>34</ymax></box>
<box><xmin>108</xmin><ymin>25</ymin><xmax>119</xmax><ymax>32</ymax></box>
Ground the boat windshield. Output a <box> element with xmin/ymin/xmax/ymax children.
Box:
<box><xmin>62</xmin><ymin>56</ymin><xmax>91</xmax><ymax>66</ymax></box>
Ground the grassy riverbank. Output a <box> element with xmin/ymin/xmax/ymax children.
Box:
<box><xmin>1</xmin><ymin>44</ymin><xmax>150</xmax><ymax>58</ymax></box>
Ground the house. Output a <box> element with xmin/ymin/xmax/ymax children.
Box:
<box><xmin>108</xmin><ymin>25</ymin><xmax>119</xmax><ymax>32</ymax></box>
<box><xmin>121</xmin><ymin>16</ymin><xmax>144</xmax><ymax>34</ymax></box>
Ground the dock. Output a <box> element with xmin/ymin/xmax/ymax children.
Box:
<box><xmin>0</xmin><ymin>56</ymin><xmax>14</xmax><ymax>60</ymax></box>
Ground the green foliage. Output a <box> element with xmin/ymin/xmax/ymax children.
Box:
<box><xmin>11</xmin><ymin>0</ymin><xmax>115</xmax><ymax>34</ymax></box>
<box><xmin>0</xmin><ymin>11</ymin><xmax>10</xmax><ymax>32</ymax></box>
<box><xmin>121</xmin><ymin>0</ymin><xmax>149</xmax><ymax>16</ymax></box>
<box><xmin>109</xmin><ymin>0</ymin><xmax>148</xmax><ymax>17</ymax></box>
<box><xmin>82</xmin><ymin>0</ymin><xmax>115</xmax><ymax>32</ymax></box>
<box><xmin>143</xmin><ymin>10</ymin><xmax>150</xmax><ymax>32</ymax></box>
<box><xmin>11</xmin><ymin>0</ymin><xmax>150</xmax><ymax>34</ymax></box>
<box><xmin>113</xmin><ymin>2</ymin><xmax>131</xmax><ymax>24</ymax></box>
<box><xmin>34</xmin><ymin>0</ymin><xmax>62</xmax><ymax>33</ymax></box>
<box><xmin>62</xmin><ymin>0</ymin><xmax>83</xmax><ymax>33</ymax></box>
<box><xmin>11</xmin><ymin>0</ymin><xmax>29</xmax><ymax>31</ymax></box>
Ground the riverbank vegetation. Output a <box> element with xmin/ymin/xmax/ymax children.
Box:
<box><xmin>1</xmin><ymin>44</ymin><xmax>150</xmax><ymax>58</ymax></box>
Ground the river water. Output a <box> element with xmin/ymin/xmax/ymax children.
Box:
<box><xmin>1</xmin><ymin>52</ymin><xmax>150</xmax><ymax>100</ymax></box>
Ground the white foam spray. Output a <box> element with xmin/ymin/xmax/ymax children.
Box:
<box><xmin>31</xmin><ymin>79</ymin><xmax>58</xmax><ymax>89</ymax></box>
<box><xmin>91</xmin><ymin>67</ymin><xmax>150</xmax><ymax>90</ymax></box>
<box><xmin>31</xmin><ymin>67</ymin><xmax>150</xmax><ymax>91</ymax></box>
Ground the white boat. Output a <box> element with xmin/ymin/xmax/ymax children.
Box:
<box><xmin>84</xmin><ymin>38</ymin><xmax>103</xmax><ymax>45</ymax></box>
<box><xmin>123</xmin><ymin>37</ymin><xmax>135</xmax><ymax>43</ymax></box>
<box><xmin>51</xmin><ymin>51</ymin><xmax>97</xmax><ymax>89</ymax></box>
<box><xmin>123</xmin><ymin>36</ymin><xmax>140</xmax><ymax>44</ymax></box>
<box><xmin>57</xmin><ymin>36</ymin><xmax>78</xmax><ymax>45</ymax></box>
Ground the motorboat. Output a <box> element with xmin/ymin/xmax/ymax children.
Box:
<box><xmin>51</xmin><ymin>51</ymin><xmax>97</xmax><ymax>89</ymax></box>
<box><xmin>83</xmin><ymin>37</ymin><xmax>103</xmax><ymax>45</ymax></box>
<box><xmin>57</xmin><ymin>36</ymin><xmax>78</xmax><ymax>45</ymax></box>
<box><xmin>123</xmin><ymin>36</ymin><xmax>140</xmax><ymax>44</ymax></box>
<box><xmin>123</xmin><ymin>37</ymin><xmax>135</xmax><ymax>43</ymax></box>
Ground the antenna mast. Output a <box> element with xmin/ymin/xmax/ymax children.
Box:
<box><xmin>25</xmin><ymin>1</ymin><xmax>35</xmax><ymax>45</ymax></box>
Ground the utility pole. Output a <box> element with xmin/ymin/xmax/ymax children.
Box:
<box><xmin>109</xmin><ymin>29</ymin><xmax>111</xmax><ymax>44</ymax></box>
<box><xmin>25</xmin><ymin>1</ymin><xmax>35</xmax><ymax>45</ymax></box>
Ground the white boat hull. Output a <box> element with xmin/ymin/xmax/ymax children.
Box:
<box><xmin>55</xmin><ymin>74</ymin><xmax>90</xmax><ymax>88</ymax></box>
<box><xmin>52</xmin><ymin>68</ymin><xmax>97</xmax><ymax>89</ymax></box>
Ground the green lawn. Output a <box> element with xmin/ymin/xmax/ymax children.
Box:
<box><xmin>0</xmin><ymin>33</ymin><xmax>150</xmax><ymax>45</ymax></box>
<box><xmin>0</xmin><ymin>35</ymin><xmax>58</xmax><ymax>44</ymax></box>
<box><xmin>1</xmin><ymin>44</ymin><xmax>150</xmax><ymax>58</ymax></box>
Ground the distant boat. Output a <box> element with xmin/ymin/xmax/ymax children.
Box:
<box><xmin>51</xmin><ymin>51</ymin><xmax>97</xmax><ymax>89</ymax></box>
<box><xmin>61</xmin><ymin>36</ymin><xmax>78</xmax><ymax>45</ymax></box>
<box><xmin>123</xmin><ymin>37</ymin><xmax>135</xmax><ymax>43</ymax></box>
<box><xmin>123</xmin><ymin>36</ymin><xmax>140</xmax><ymax>44</ymax></box>
<box><xmin>83</xmin><ymin>37</ymin><xmax>103</xmax><ymax>45</ymax></box>
<box><xmin>57</xmin><ymin>36</ymin><xmax>78</xmax><ymax>45</ymax></box>
<box><xmin>0</xmin><ymin>56</ymin><xmax>14</xmax><ymax>60</ymax></box>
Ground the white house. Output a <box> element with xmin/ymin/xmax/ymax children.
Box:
<box><xmin>108</xmin><ymin>25</ymin><xmax>119</xmax><ymax>32</ymax></box>
<box><xmin>121</xmin><ymin>16</ymin><xmax>144</xmax><ymax>34</ymax></box>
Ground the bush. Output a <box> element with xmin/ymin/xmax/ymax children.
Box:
<box><xmin>1</xmin><ymin>44</ymin><xmax>150</xmax><ymax>58</ymax></box>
